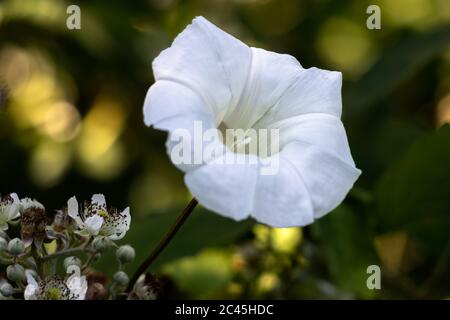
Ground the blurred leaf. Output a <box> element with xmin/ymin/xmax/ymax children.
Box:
<box><xmin>312</xmin><ymin>205</ymin><xmax>378</xmax><ymax>298</ymax></box>
<box><xmin>162</xmin><ymin>249</ymin><xmax>232</xmax><ymax>299</ymax></box>
<box><xmin>96</xmin><ymin>207</ymin><xmax>253</xmax><ymax>275</ymax></box>
<box><xmin>346</xmin><ymin>24</ymin><xmax>450</xmax><ymax>116</ymax></box>
<box><xmin>375</xmin><ymin>124</ymin><xmax>450</xmax><ymax>255</ymax></box>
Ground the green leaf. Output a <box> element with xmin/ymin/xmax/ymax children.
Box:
<box><xmin>345</xmin><ymin>24</ymin><xmax>450</xmax><ymax>116</ymax></box>
<box><xmin>375</xmin><ymin>125</ymin><xmax>450</xmax><ymax>255</ymax></box>
<box><xmin>95</xmin><ymin>207</ymin><xmax>253</xmax><ymax>275</ymax></box>
<box><xmin>312</xmin><ymin>205</ymin><xmax>378</xmax><ymax>298</ymax></box>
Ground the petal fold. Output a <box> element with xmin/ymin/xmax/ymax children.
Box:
<box><xmin>255</xmin><ymin>67</ymin><xmax>342</xmax><ymax>128</ymax></box>
<box><xmin>184</xmin><ymin>151</ymin><xmax>259</xmax><ymax>221</ymax></box>
<box><xmin>251</xmin><ymin>155</ymin><xmax>314</xmax><ymax>227</ymax></box>
<box><xmin>282</xmin><ymin>141</ymin><xmax>361</xmax><ymax>218</ymax></box>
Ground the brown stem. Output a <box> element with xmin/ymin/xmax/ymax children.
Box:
<box><xmin>127</xmin><ymin>198</ymin><xmax>198</xmax><ymax>292</ymax></box>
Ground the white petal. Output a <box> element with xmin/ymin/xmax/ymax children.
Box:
<box><xmin>255</xmin><ymin>67</ymin><xmax>342</xmax><ymax>129</ymax></box>
<box><xmin>67</xmin><ymin>275</ymin><xmax>88</xmax><ymax>300</ymax></box>
<box><xmin>25</xmin><ymin>270</ymin><xmax>39</xmax><ymax>287</ymax></box>
<box><xmin>282</xmin><ymin>141</ymin><xmax>361</xmax><ymax>218</ymax></box>
<box><xmin>271</xmin><ymin>113</ymin><xmax>357</xmax><ymax>165</ymax></box>
<box><xmin>7</xmin><ymin>205</ymin><xmax>20</xmax><ymax>221</ymax></box>
<box><xmin>185</xmin><ymin>151</ymin><xmax>259</xmax><ymax>221</ymax></box>
<box><xmin>143</xmin><ymin>79</ymin><xmax>224</xmax><ymax>172</ymax></box>
<box><xmin>144</xmin><ymin>80</ymin><xmax>214</xmax><ymax>128</ymax></box>
<box><xmin>91</xmin><ymin>194</ymin><xmax>106</xmax><ymax>207</ymax></box>
<box><xmin>224</xmin><ymin>48</ymin><xmax>301</xmax><ymax>129</ymax></box>
<box><xmin>152</xmin><ymin>16</ymin><xmax>251</xmax><ymax>120</ymax></box>
<box><xmin>24</xmin><ymin>270</ymin><xmax>39</xmax><ymax>300</ymax></box>
<box><xmin>67</xmin><ymin>196</ymin><xmax>83</xmax><ymax>226</ymax></box>
<box><xmin>108</xmin><ymin>207</ymin><xmax>131</xmax><ymax>240</ymax></box>
<box><xmin>24</xmin><ymin>284</ymin><xmax>38</xmax><ymax>300</ymax></box>
<box><xmin>19</xmin><ymin>198</ymin><xmax>44</xmax><ymax>212</ymax></box>
<box><xmin>251</xmin><ymin>155</ymin><xmax>314</xmax><ymax>227</ymax></box>
<box><xmin>10</xmin><ymin>193</ymin><xmax>20</xmax><ymax>203</ymax></box>
<box><xmin>84</xmin><ymin>215</ymin><xmax>104</xmax><ymax>236</ymax></box>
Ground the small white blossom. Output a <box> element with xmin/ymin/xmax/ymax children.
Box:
<box><xmin>68</xmin><ymin>194</ymin><xmax>131</xmax><ymax>240</ymax></box>
<box><xmin>24</xmin><ymin>270</ymin><xmax>87</xmax><ymax>300</ymax></box>
<box><xmin>19</xmin><ymin>198</ymin><xmax>44</xmax><ymax>213</ymax></box>
<box><xmin>0</xmin><ymin>193</ymin><xmax>20</xmax><ymax>231</ymax></box>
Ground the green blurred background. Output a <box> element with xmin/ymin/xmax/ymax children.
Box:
<box><xmin>1</xmin><ymin>0</ymin><xmax>449</xmax><ymax>299</ymax></box>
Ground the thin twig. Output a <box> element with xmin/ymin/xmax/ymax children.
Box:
<box><xmin>38</xmin><ymin>247</ymin><xmax>91</xmax><ymax>262</ymax></box>
<box><xmin>127</xmin><ymin>198</ymin><xmax>198</xmax><ymax>292</ymax></box>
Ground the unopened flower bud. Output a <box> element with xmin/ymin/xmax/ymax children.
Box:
<box><xmin>64</xmin><ymin>256</ymin><xmax>82</xmax><ymax>270</ymax></box>
<box><xmin>0</xmin><ymin>237</ymin><xmax>7</xmax><ymax>252</ymax></box>
<box><xmin>92</xmin><ymin>237</ymin><xmax>109</xmax><ymax>252</ymax></box>
<box><xmin>0</xmin><ymin>283</ymin><xmax>14</xmax><ymax>297</ymax></box>
<box><xmin>7</xmin><ymin>238</ymin><xmax>25</xmax><ymax>255</ymax></box>
<box><xmin>6</xmin><ymin>264</ymin><xmax>26</xmax><ymax>282</ymax></box>
<box><xmin>116</xmin><ymin>245</ymin><xmax>135</xmax><ymax>264</ymax></box>
<box><xmin>113</xmin><ymin>271</ymin><xmax>129</xmax><ymax>287</ymax></box>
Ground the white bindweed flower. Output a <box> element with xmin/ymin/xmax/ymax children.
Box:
<box><xmin>143</xmin><ymin>16</ymin><xmax>361</xmax><ymax>227</ymax></box>
<box><xmin>0</xmin><ymin>193</ymin><xmax>20</xmax><ymax>231</ymax></box>
<box><xmin>68</xmin><ymin>194</ymin><xmax>131</xmax><ymax>240</ymax></box>
<box><xmin>24</xmin><ymin>270</ymin><xmax>88</xmax><ymax>300</ymax></box>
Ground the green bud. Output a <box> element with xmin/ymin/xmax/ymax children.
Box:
<box><xmin>0</xmin><ymin>237</ymin><xmax>7</xmax><ymax>252</ymax></box>
<box><xmin>6</xmin><ymin>264</ymin><xmax>26</xmax><ymax>282</ymax></box>
<box><xmin>64</xmin><ymin>256</ymin><xmax>82</xmax><ymax>270</ymax></box>
<box><xmin>92</xmin><ymin>237</ymin><xmax>109</xmax><ymax>252</ymax></box>
<box><xmin>113</xmin><ymin>271</ymin><xmax>129</xmax><ymax>287</ymax></box>
<box><xmin>7</xmin><ymin>238</ymin><xmax>25</xmax><ymax>255</ymax></box>
<box><xmin>116</xmin><ymin>245</ymin><xmax>135</xmax><ymax>264</ymax></box>
<box><xmin>0</xmin><ymin>283</ymin><xmax>14</xmax><ymax>297</ymax></box>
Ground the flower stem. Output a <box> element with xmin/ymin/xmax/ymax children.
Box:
<box><xmin>127</xmin><ymin>198</ymin><xmax>198</xmax><ymax>292</ymax></box>
<box><xmin>38</xmin><ymin>247</ymin><xmax>93</xmax><ymax>262</ymax></box>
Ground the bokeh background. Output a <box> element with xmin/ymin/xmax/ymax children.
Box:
<box><xmin>1</xmin><ymin>0</ymin><xmax>450</xmax><ymax>299</ymax></box>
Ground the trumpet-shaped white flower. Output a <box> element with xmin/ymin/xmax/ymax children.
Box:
<box><xmin>24</xmin><ymin>270</ymin><xmax>87</xmax><ymax>300</ymax></box>
<box><xmin>143</xmin><ymin>17</ymin><xmax>361</xmax><ymax>227</ymax></box>
<box><xmin>0</xmin><ymin>193</ymin><xmax>20</xmax><ymax>231</ymax></box>
<box><xmin>68</xmin><ymin>194</ymin><xmax>130</xmax><ymax>240</ymax></box>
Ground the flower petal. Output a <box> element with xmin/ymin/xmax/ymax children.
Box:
<box><xmin>152</xmin><ymin>16</ymin><xmax>252</xmax><ymax>120</ymax></box>
<box><xmin>185</xmin><ymin>151</ymin><xmax>259</xmax><ymax>221</ymax></box>
<box><xmin>144</xmin><ymin>80</ymin><xmax>214</xmax><ymax>129</ymax></box>
<box><xmin>224</xmin><ymin>48</ymin><xmax>301</xmax><ymax>129</ymax></box>
<box><xmin>91</xmin><ymin>194</ymin><xmax>106</xmax><ymax>208</ymax></box>
<box><xmin>270</xmin><ymin>113</ymin><xmax>357</xmax><ymax>165</ymax></box>
<box><xmin>144</xmin><ymin>79</ymin><xmax>224</xmax><ymax>172</ymax></box>
<box><xmin>251</xmin><ymin>155</ymin><xmax>314</xmax><ymax>227</ymax></box>
<box><xmin>67</xmin><ymin>196</ymin><xmax>83</xmax><ymax>226</ymax></box>
<box><xmin>281</xmin><ymin>141</ymin><xmax>361</xmax><ymax>218</ymax></box>
<box><xmin>24</xmin><ymin>284</ymin><xmax>38</xmax><ymax>300</ymax></box>
<box><xmin>67</xmin><ymin>274</ymin><xmax>88</xmax><ymax>300</ymax></box>
<box><xmin>19</xmin><ymin>198</ymin><xmax>44</xmax><ymax>212</ymax></box>
<box><xmin>84</xmin><ymin>215</ymin><xmax>104</xmax><ymax>236</ymax></box>
<box><xmin>10</xmin><ymin>193</ymin><xmax>20</xmax><ymax>203</ymax></box>
<box><xmin>24</xmin><ymin>270</ymin><xmax>39</xmax><ymax>300</ymax></box>
<box><xmin>254</xmin><ymin>67</ymin><xmax>342</xmax><ymax>129</ymax></box>
<box><xmin>107</xmin><ymin>207</ymin><xmax>131</xmax><ymax>240</ymax></box>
